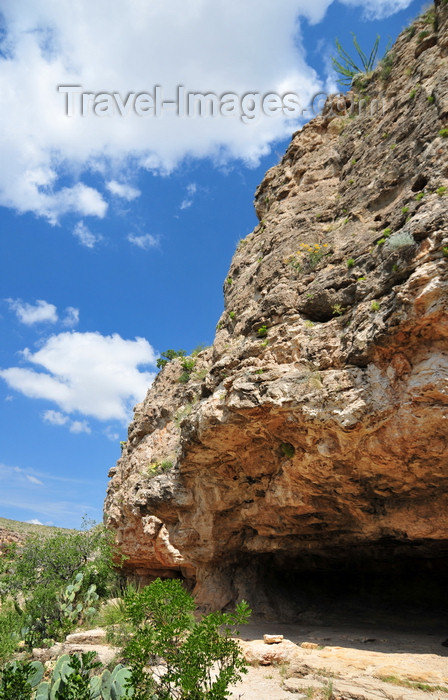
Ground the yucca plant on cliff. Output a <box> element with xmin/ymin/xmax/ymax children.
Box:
<box><xmin>332</xmin><ymin>33</ymin><xmax>380</xmax><ymax>87</ymax></box>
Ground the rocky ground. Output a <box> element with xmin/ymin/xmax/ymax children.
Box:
<box><xmin>32</xmin><ymin>614</ymin><xmax>448</xmax><ymax>700</ymax></box>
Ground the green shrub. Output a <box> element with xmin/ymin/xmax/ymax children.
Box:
<box><xmin>0</xmin><ymin>660</ymin><xmax>43</xmax><ymax>700</ymax></box>
<box><xmin>157</xmin><ymin>349</ymin><xmax>186</xmax><ymax>370</ymax></box>
<box><xmin>178</xmin><ymin>357</ymin><xmax>196</xmax><ymax>384</ymax></box>
<box><xmin>415</xmin><ymin>192</ymin><xmax>425</xmax><ymax>201</ymax></box>
<box><xmin>0</xmin><ymin>602</ymin><xmax>23</xmax><ymax>665</ymax></box>
<box><xmin>385</xmin><ymin>231</ymin><xmax>415</xmax><ymax>251</ymax></box>
<box><xmin>0</xmin><ymin>523</ymin><xmax>118</xmax><ymax>650</ymax></box>
<box><xmin>371</xmin><ymin>301</ymin><xmax>380</xmax><ymax>312</ymax></box>
<box><xmin>122</xmin><ymin>578</ymin><xmax>250</xmax><ymax>700</ymax></box>
<box><xmin>436</xmin><ymin>186</ymin><xmax>446</xmax><ymax>196</ymax></box>
<box><xmin>438</xmin><ymin>129</ymin><xmax>448</xmax><ymax>138</ymax></box>
<box><xmin>257</xmin><ymin>325</ymin><xmax>268</xmax><ymax>337</ymax></box>
<box><xmin>332</xmin><ymin>304</ymin><xmax>345</xmax><ymax>316</ymax></box>
<box><xmin>347</xmin><ymin>258</ymin><xmax>355</xmax><ymax>268</ymax></box>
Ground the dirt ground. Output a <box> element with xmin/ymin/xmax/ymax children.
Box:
<box><xmin>229</xmin><ymin>615</ymin><xmax>448</xmax><ymax>700</ymax></box>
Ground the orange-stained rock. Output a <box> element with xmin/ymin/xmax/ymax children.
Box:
<box><xmin>104</xmin><ymin>2</ymin><xmax>448</xmax><ymax>615</ymax></box>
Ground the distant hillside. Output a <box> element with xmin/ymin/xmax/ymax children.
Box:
<box><xmin>0</xmin><ymin>517</ymin><xmax>76</xmax><ymax>549</ymax></box>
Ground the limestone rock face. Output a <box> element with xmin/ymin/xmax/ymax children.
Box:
<box><xmin>105</xmin><ymin>4</ymin><xmax>448</xmax><ymax>615</ymax></box>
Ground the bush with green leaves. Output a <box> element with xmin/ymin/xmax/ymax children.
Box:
<box><xmin>178</xmin><ymin>357</ymin><xmax>196</xmax><ymax>384</ymax></box>
<box><xmin>122</xmin><ymin>578</ymin><xmax>250</xmax><ymax>700</ymax></box>
<box><xmin>1</xmin><ymin>521</ymin><xmax>115</xmax><ymax>598</ymax></box>
<box><xmin>0</xmin><ymin>521</ymin><xmax>119</xmax><ymax>651</ymax></box>
<box><xmin>0</xmin><ymin>660</ymin><xmax>43</xmax><ymax>700</ymax></box>
<box><xmin>156</xmin><ymin>350</ymin><xmax>186</xmax><ymax>369</ymax></box>
<box><xmin>0</xmin><ymin>600</ymin><xmax>24</xmax><ymax>665</ymax></box>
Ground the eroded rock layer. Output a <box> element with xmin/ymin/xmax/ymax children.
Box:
<box><xmin>105</xmin><ymin>3</ymin><xmax>448</xmax><ymax>616</ymax></box>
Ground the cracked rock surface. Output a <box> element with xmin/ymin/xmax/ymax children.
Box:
<box><xmin>105</xmin><ymin>3</ymin><xmax>448</xmax><ymax>616</ymax></box>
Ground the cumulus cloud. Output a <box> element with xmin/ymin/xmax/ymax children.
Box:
<box><xmin>43</xmin><ymin>409</ymin><xmax>69</xmax><ymax>425</ymax></box>
<box><xmin>27</xmin><ymin>518</ymin><xmax>44</xmax><ymax>525</ymax></box>
<box><xmin>69</xmin><ymin>420</ymin><xmax>91</xmax><ymax>434</ymax></box>
<box><xmin>0</xmin><ymin>0</ymin><xmax>412</xmax><ymax>222</ymax></box>
<box><xmin>73</xmin><ymin>221</ymin><xmax>102</xmax><ymax>248</ymax></box>
<box><xmin>62</xmin><ymin>307</ymin><xmax>80</xmax><ymax>327</ymax></box>
<box><xmin>0</xmin><ymin>331</ymin><xmax>156</xmax><ymax>421</ymax></box>
<box><xmin>127</xmin><ymin>233</ymin><xmax>158</xmax><ymax>250</ymax></box>
<box><xmin>43</xmin><ymin>408</ymin><xmax>91</xmax><ymax>434</ymax></box>
<box><xmin>106</xmin><ymin>180</ymin><xmax>141</xmax><ymax>201</ymax></box>
<box><xmin>7</xmin><ymin>298</ymin><xmax>58</xmax><ymax>325</ymax></box>
<box><xmin>6</xmin><ymin>298</ymin><xmax>80</xmax><ymax>328</ymax></box>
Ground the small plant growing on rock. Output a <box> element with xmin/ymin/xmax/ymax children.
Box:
<box><xmin>157</xmin><ymin>349</ymin><xmax>186</xmax><ymax>369</ymax></box>
<box><xmin>401</xmin><ymin>206</ymin><xmax>409</xmax><ymax>214</ymax></box>
<box><xmin>436</xmin><ymin>186</ymin><xmax>446</xmax><ymax>196</ymax></box>
<box><xmin>229</xmin><ymin>311</ymin><xmax>236</xmax><ymax>320</ymax></box>
<box><xmin>147</xmin><ymin>458</ymin><xmax>174</xmax><ymax>477</ymax></box>
<box><xmin>439</xmin><ymin>129</ymin><xmax>448</xmax><ymax>139</ymax></box>
<box><xmin>332</xmin><ymin>33</ymin><xmax>380</xmax><ymax>87</ymax></box>
<box><xmin>347</xmin><ymin>258</ymin><xmax>355</xmax><ymax>268</ymax></box>
<box><xmin>285</xmin><ymin>243</ymin><xmax>329</xmax><ymax>272</ymax></box>
<box><xmin>226</xmin><ymin>276</ymin><xmax>233</xmax><ymax>285</ymax></box>
<box><xmin>332</xmin><ymin>304</ymin><xmax>345</xmax><ymax>316</ymax></box>
<box><xmin>178</xmin><ymin>357</ymin><xmax>196</xmax><ymax>383</ymax></box>
<box><xmin>371</xmin><ymin>301</ymin><xmax>380</xmax><ymax>312</ymax></box>
<box><xmin>385</xmin><ymin>231</ymin><xmax>415</xmax><ymax>251</ymax></box>
<box><xmin>280</xmin><ymin>442</ymin><xmax>295</xmax><ymax>459</ymax></box>
<box><xmin>257</xmin><ymin>325</ymin><xmax>268</xmax><ymax>337</ymax></box>
<box><xmin>415</xmin><ymin>192</ymin><xmax>425</xmax><ymax>201</ymax></box>
<box><xmin>442</xmin><ymin>247</ymin><xmax>448</xmax><ymax>258</ymax></box>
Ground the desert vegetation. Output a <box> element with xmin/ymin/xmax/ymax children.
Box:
<box><xmin>0</xmin><ymin>522</ymin><xmax>249</xmax><ymax>699</ymax></box>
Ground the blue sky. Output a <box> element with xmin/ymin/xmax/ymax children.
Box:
<box><xmin>0</xmin><ymin>0</ymin><xmax>424</xmax><ymax>528</ymax></box>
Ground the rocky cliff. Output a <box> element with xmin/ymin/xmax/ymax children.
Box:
<box><xmin>105</xmin><ymin>2</ymin><xmax>448</xmax><ymax>618</ymax></box>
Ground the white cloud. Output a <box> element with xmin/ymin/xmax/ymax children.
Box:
<box><xmin>340</xmin><ymin>0</ymin><xmax>412</xmax><ymax>19</ymax></box>
<box><xmin>62</xmin><ymin>307</ymin><xmax>80</xmax><ymax>327</ymax></box>
<box><xmin>127</xmin><ymin>233</ymin><xmax>158</xmax><ymax>250</ymax></box>
<box><xmin>26</xmin><ymin>474</ymin><xmax>44</xmax><ymax>485</ymax></box>
<box><xmin>0</xmin><ymin>331</ymin><xmax>157</xmax><ymax>421</ymax></box>
<box><xmin>7</xmin><ymin>298</ymin><xmax>58</xmax><ymax>325</ymax></box>
<box><xmin>0</xmin><ymin>0</ymin><xmax>412</xmax><ymax>222</ymax></box>
<box><xmin>107</xmin><ymin>180</ymin><xmax>141</xmax><ymax>201</ymax></box>
<box><xmin>27</xmin><ymin>518</ymin><xmax>44</xmax><ymax>525</ymax></box>
<box><xmin>180</xmin><ymin>183</ymin><xmax>198</xmax><ymax>210</ymax></box>
<box><xmin>43</xmin><ymin>409</ymin><xmax>69</xmax><ymax>425</ymax></box>
<box><xmin>104</xmin><ymin>426</ymin><xmax>120</xmax><ymax>442</ymax></box>
<box><xmin>69</xmin><ymin>420</ymin><xmax>91</xmax><ymax>434</ymax></box>
<box><xmin>73</xmin><ymin>221</ymin><xmax>102</xmax><ymax>248</ymax></box>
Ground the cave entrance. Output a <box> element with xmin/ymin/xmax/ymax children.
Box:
<box><xmin>238</xmin><ymin>540</ymin><xmax>448</xmax><ymax>630</ymax></box>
